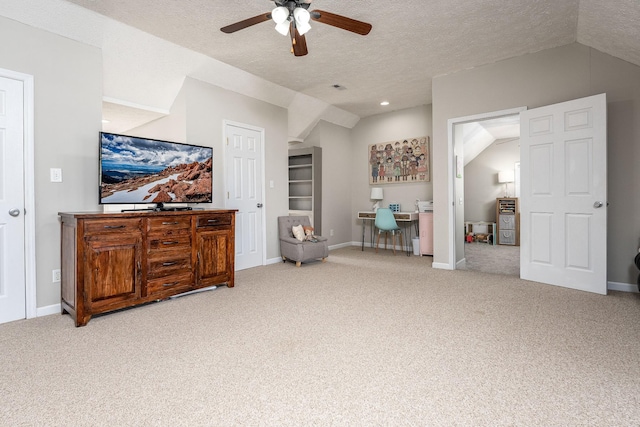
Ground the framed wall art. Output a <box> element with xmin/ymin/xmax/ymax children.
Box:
<box><xmin>368</xmin><ymin>136</ymin><xmax>430</xmax><ymax>184</ymax></box>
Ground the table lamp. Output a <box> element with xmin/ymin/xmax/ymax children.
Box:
<box><xmin>370</xmin><ymin>187</ymin><xmax>383</xmax><ymax>211</ymax></box>
<box><xmin>498</xmin><ymin>170</ymin><xmax>515</xmax><ymax>197</ymax></box>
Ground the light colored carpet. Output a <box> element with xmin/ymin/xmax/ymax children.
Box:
<box><xmin>1</xmin><ymin>247</ymin><xmax>639</xmax><ymax>426</ymax></box>
<box><xmin>461</xmin><ymin>242</ymin><xmax>520</xmax><ymax>276</ymax></box>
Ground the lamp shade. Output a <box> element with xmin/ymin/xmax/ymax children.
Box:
<box><xmin>370</xmin><ymin>187</ymin><xmax>384</xmax><ymax>200</ymax></box>
<box><xmin>498</xmin><ymin>170</ymin><xmax>515</xmax><ymax>183</ymax></box>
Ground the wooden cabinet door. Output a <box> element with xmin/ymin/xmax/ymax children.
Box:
<box><xmin>196</xmin><ymin>229</ymin><xmax>233</xmax><ymax>287</ymax></box>
<box><xmin>84</xmin><ymin>235</ymin><xmax>142</xmax><ymax>311</ymax></box>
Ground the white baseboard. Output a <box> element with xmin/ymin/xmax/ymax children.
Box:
<box><xmin>432</xmin><ymin>262</ymin><xmax>453</xmax><ymax>270</ymax></box>
<box><xmin>329</xmin><ymin>242</ymin><xmax>352</xmax><ymax>250</ymax></box>
<box><xmin>608</xmin><ymin>281</ymin><xmax>639</xmax><ymax>293</ymax></box>
<box><xmin>266</xmin><ymin>256</ymin><xmax>283</xmax><ymax>265</ymax></box>
<box><xmin>36</xmin><ymin>303</ymin><xmax>61</xmax><ymax>318</ymax></box>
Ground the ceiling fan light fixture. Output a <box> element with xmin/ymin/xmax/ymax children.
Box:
<box><xmin>275</xmin><ymin>21</ymin><xmax>290</xmax><ymax>36</ymax></box>
<box><xmin>293</xmin><ymin>7</ymin><xmax>311</xmax><ymax>24</ymax></box>
<box><xmin>271</xmin><ymin>6</ymin><xmax>290</xmax><ymax>24</ymax></box>
<box><xmin>293</xmin><ymin>7</ymin><xmax>311</xmax><ymax>35</ymax></box>
<box><xmin>296</xmin><ymin>21</ymin><xmax>311</xmax><ymax>36</ymax></box>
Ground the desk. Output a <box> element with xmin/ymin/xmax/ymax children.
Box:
<box><xmin>358</xmin><ymin>211</ymin><xmax>419</xmax><ymax>255</ymax></box>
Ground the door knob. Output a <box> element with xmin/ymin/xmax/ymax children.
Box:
<box><xmin>8</xmin><ymin>208</ymin><xmax>20</xmax><ymax>217</ymax></box>
<box><xmin>593</xmin><ymin>201</ymin><xmax>603</xmax><ymax>208</ymax></box>
<box><xmin>257</xmin><ymin>203</ymin><xmax>263</xmax><ymax>208</ymax></box>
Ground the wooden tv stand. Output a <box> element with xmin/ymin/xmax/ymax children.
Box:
<box><xmin>59</xmin><ymin>209</ymin><xmax>236</xmax><ymax>326</ymax></box>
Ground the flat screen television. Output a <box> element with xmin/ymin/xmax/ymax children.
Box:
<box><xmin>99</xmin><ymin>132</ymin><xmax>213</xmax><ymax>209</ymax></box>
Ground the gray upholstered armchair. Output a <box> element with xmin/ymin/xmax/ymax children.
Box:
<box><xmin>278</xmin><ymin>216</ymin><xmax>329</xmax><ymax>267</ymax></box>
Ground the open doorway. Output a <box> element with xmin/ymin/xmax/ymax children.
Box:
<box><xmin>449</xmin><ymin>108</ymin><xmax>524</xmax><ymax>276</ymax></box>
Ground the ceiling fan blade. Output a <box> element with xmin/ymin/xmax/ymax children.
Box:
<box><xmin>220</xmin><ymin>13</ymin><xmax>271</xmax><ymax>34</ymax></box>
<box><xmin>310</xmin><ymin>9</ymin><xmax>372</xmax><ymax>35</ymax></box>
<box><xmin>290</xmin><ymin>23</ymin><xmax>308</xmax><ymax>56</ymax></box>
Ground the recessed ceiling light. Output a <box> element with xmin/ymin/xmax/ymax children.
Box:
<box><xmin>101</xmin><ymin>119</ymin><xmax>110</xmax><ymax>123</ymax></box>
<box><xmin>380</xmin><ymin>101</ymin><xmax>390</xmax><ymax>106</ymax></box>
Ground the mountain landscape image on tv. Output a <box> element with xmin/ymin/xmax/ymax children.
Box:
<box><xmin>99</xmin><ymin>132</ymin><xmax>213</xmax><ymax>205</ymax></box>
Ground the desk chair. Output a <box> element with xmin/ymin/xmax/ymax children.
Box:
<box><xmin>375</xmin><ymin>208</ymin><xmax>403</xmax><ymax>255</ymax></box>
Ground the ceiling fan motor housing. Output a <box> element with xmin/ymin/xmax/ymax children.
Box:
<box><xmin>274</xmin><ymin>0</ymin><xmax>311</xmax><ymax>12</ymax></box>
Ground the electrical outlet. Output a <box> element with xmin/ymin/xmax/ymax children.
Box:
<box><xmin>52</xmin><ymin>269</ymin><xmax>61</xmax><ymax>283</ymax></box>
<box><xmin>330</xmin><ymin>229</ymin><xmax>334</xmax><ymax>236</ymax></box>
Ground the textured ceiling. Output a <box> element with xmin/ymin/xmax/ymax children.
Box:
<box><xmin>15</xmin><ymin>0</ymin><xmax>640</xmax><ymax>123</ymax></box>
<box><xmin>60</xmin><ymin>0</ymin><xmax>640</xmax><ymax>119</ymax></box>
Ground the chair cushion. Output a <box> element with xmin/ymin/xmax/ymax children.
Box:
<box><xmin>292</xmin><ymin>224</ymin><xmax>305</xmax><ymax>241</ymax></box>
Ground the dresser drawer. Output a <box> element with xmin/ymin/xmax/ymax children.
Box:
<box><xmin>147</xmin><ymin>234</ymin><xmax>192</xmax><ymax>251</ymax></box>
<box><xmin>147</xmin><ymin>216</ymin><xmax>192</xmax><ymax>234</ymax></box>
<box><xmin>147</xmin><ymin>251</ymin><xmax>192</xmax><ymax>278</ymax></box>
<box><xmin>83</xmin><ymin>218</ymin><xmax>143</xmax><ymax>235</ymax></box>
<box><xmin>499</xmin><ymin>214</ymin><xmax>516</xmax><ymax>230</ymax></box>
<box><xmin>196</xmin><ymin>213</ymin><xmax>232</xmax><ymax>228</ymax></box>
<box><xmin>499</xmin><ymin>230</ymin><xmax>516</xmax><ymax>245</ymax></box>
<box><xmin>146</xmin><ymin>272</ymin><xmax>193</xmax><ymax>295</ymax></box>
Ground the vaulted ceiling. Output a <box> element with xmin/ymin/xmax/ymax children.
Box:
<box><xmin>62</xmin><ymin>0</ymin><xmax>640</xmax><ymax>115</ymax></box>
<box><xmin>4</xmin><ymin>1</ymin><xmax>640</xmax><ymax>133</ymax></box>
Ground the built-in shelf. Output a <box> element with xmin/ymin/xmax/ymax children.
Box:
<box><xmin>288</xmin><ymin>147</ymin><xmax>322</xmax><ymax>235</ymax></box>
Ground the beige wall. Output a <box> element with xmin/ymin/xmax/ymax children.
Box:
<box><xmin>0</xmin><ymin>17</ymin><xmax>102</xmax><ymax>309</ymax></box>
<box><xmin>464</xmin><ymin>138</ymin><xmax>520</xmax><ymax>223</ymax></box>
<box><xmin>182</xmin><ymin>77</ymin><xmax>289</xmax><ymax>261</ymax></box>
<box><xmin>433</xmin><ymin>42</ymin><xmax>640</xmax><ymax>284</ymax></box>
<box><xmin>350</xmin><ymin>105</ymin><xmax>433</xmax><ymax>243</ymax></box>
<box><xmin>298</xmin><ymin>120</ymin><xmax>353</xmax><ymax>247</ymax></box>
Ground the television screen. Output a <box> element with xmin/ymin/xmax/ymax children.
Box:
<box><xmin>99</xmin><ymin>132</ymin><xmax>213</xmax><ymax>206</ymax></box>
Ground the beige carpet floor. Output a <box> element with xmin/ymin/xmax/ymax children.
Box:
<box><xmin>461</xmin><ymin>242</ymin><xmax>520</xmax><ymax>276</ymax></box>
<box><xmin>1</xmin><ymin>247</ymin><xmax>639</xmax><ymax>426</ymax></box>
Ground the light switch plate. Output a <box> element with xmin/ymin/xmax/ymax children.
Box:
<box><xmin>50</xmin><ymin>168</ymin><xmax>62</xmax><ymax>182</ymax></box>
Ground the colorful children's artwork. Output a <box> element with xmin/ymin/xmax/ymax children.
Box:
<box><xmin>368</xmin><ymin>136</ymin><xmax>430</xmax><ymax>184</ymax></box>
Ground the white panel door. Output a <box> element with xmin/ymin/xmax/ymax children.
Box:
<box><xmin>520</xmin><ymin>94</ymin><xmax>607</xmax><ymax>294</ymax></box>
<box><xmin>224</xmin><ymin>122</ymin><xmax>264</xmax><ymax>270</ymax></box>
<box><xmin>0</xmin><ymin>76</ymin><xmax>26</xmax><ymax>323</ymax></box>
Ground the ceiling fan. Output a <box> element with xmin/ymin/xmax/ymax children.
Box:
<box><xmin>220</xmin><ymin>0</ymin><xmax>372</xmax><ymax>57</ymax></box>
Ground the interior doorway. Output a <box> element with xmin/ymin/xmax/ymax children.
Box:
<box><xmin>448</xmin><ymin>107</ymin><xmax>525</xmax><ymax>276</ymax></box>
<box><xmin>223</xmin><ymin>120</ymin><xmax>266</xmax><ymax>271</ymax></box>
<box><xmin>0</xmin><ymin>68</ymin><xmax>36</xmax><ymax>324</ymax></box>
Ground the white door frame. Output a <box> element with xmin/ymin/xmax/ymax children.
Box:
<box><xmin>222</xmin><ymin>119</ymin><xmax>267</xmax><ymax>268</ymax></box>
<box><xmin>1</xmin><ymin>68</ymin><xmax>36</xmax><ymax>319</ymax></box>
<box><xmin>443</xmin><ymin>107</ymin><xmax>526</xmax><ymax>270</ymax></box>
